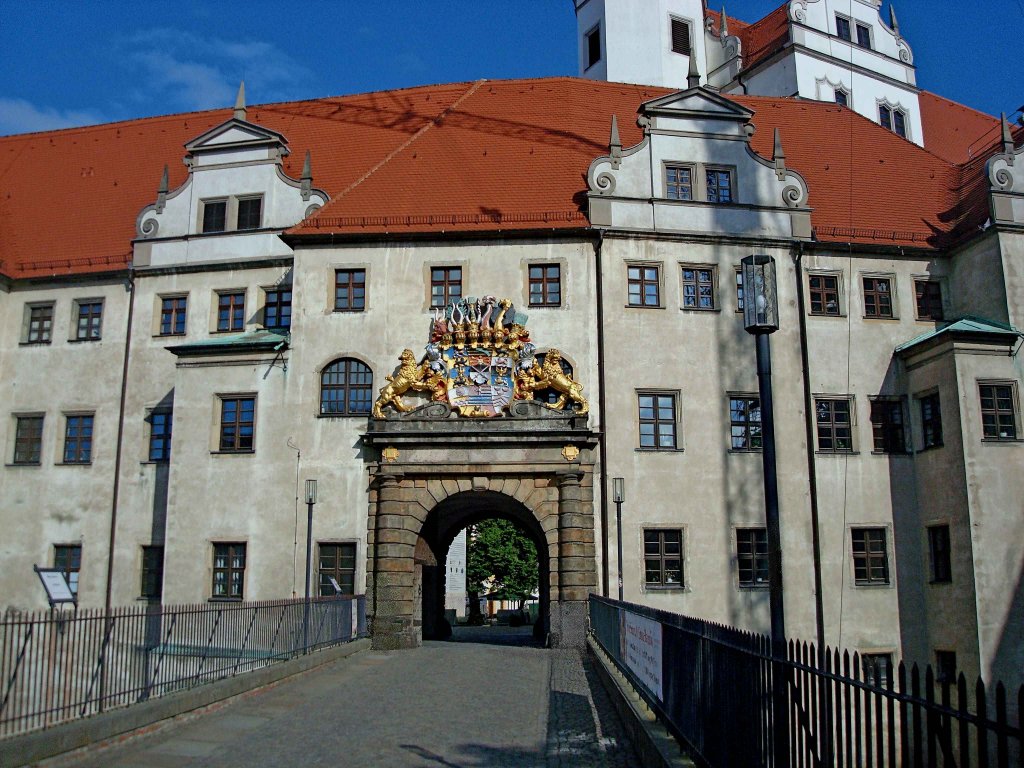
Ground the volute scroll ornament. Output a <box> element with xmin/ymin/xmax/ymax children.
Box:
<box><xmin>372</xmin><ymin>296</ymin><xmax>589</xmax><ymax>418</ymax></box>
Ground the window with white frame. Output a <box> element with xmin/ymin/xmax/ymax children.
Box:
<box><xmin>879</xmin><ymin>105</ymin><xmax>908</xmax><ymax>138</ymax></box>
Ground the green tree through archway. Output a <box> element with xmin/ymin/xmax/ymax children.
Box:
<box><xmin>465</xmin><ymin>518</ymin><xmax>538</xmax><ymax>621</ymax></box>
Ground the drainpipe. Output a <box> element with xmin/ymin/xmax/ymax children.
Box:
<box><xmin>104</xmin><ymin>264</ymin><xmax>135</xmax><ymax>611</ymax></box>
<box><xmin>793</xmin><ymin>243</ymin><xmax>825</xmax><ymax>652</ymax></box>
<box><xmin>594</xmin><ymin>230</ymin><xmax>611</xmax><ymax>597</ymax></box>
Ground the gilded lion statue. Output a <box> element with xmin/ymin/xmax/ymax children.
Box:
<box><xmin>372</xmin><ymin>349</ymin><xmax>436</xmax><ymax>418</ymax></box>
<box><xmin>516</xmin><ymin>348</ymin><xmax>589</xmax><ymax>414</ymax></box>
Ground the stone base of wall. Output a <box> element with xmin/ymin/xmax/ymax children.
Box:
<box><xmin>549</xmin><ymin>600</ymin><xmax>588</xmax><ymax>648</ymax></box>
<box><xmin>370</xmin><ymin>616</ymin><xmax>419</xmax><ymax>650</ymax></box>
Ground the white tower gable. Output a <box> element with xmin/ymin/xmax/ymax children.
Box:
<box><xmin>575</xmin><ymin>0</ymin><xmax>708</xmax><ymax>88</ymax></box>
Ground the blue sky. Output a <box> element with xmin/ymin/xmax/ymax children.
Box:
<box><xmin>0</xmin><ymin>0</ymin><xmax>1020</xmax><ymax>136</ymax></box>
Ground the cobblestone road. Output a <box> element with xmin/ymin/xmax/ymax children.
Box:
<box><xmin>54</xmin><ymin>628</ymin><xmax>638</xmax><ymax>768</ymax></box>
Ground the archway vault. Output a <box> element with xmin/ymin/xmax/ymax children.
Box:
<box><xmin>362</xmin><ymin>406</ymin><xmax>599</xmax><ymax>649</ymax></box>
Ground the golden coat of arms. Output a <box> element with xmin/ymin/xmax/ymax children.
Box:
<box><xmin>372</xmin><ymin>296</ymin><xmax>588</xmax><ymax>418</ymax></box>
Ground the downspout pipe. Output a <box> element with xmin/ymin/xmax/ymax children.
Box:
<box><xmin>594</xmin><ymin>229</ymin><xmax>610</xmax><ymax>597</ymax></box>
<box><xmin>104</xmin><ymin>265</ymin><xmax>135</xmax><ymax>611</ymax></box>
<box><xmin>793</xmin><ymin>243</ymin><xmax>825</xmax><ymax>653</ymax></box>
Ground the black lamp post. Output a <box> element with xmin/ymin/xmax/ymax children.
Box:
<box><xmin>612</xmin><ymin>477</ymin><xmax>625</xmax><ymax>602</ymax></box>
<box><xmin>304</xmin><ymin>479</ymin><xmax>317</xmax><ymax>652</ymax></box>
<box><xmin>741</xmin><ymin>254</ymin><xmax>789</xmax><ymax>768</ymax></box>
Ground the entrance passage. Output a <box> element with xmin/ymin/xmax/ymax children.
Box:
<box><xmin>418</xmin><ymin>492</ymin><xmax>549</xmax><ymax>642</ymax></box>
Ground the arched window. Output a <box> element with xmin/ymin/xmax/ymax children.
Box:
<box><xmin>533</xmin><ymin>353</ymin><xmax>574</xmax><ymax>406</ymax></box>
<box><xmin>320</xmin><ymin>359</ymin><xmax>372</xmax><ymax>415</ymax></box>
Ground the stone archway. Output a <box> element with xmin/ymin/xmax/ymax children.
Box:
<box><xmin>362</xmin><ymin>404</ymin><xmax>598</xmax><ymax>650</ymax></box>
<box><xmin>415</xmin><ymin>490</ymin><xmax>551</xmax><ymax>641</ymax></box>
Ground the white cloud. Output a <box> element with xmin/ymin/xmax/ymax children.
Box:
<box><xmin>123</xmin><ymin>28</ymin><xmax>314</xmax><ymax>112</ymax></box>
<box><xmin>0</xmin><ymin>98</ymin><xmax>105</xmax><ymax>136</ymax></box>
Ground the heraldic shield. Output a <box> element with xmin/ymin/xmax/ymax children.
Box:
<box><xmin>371</xmin><ymin>295</ymin><xmax>589</xmax><ymax>418</ymax></box>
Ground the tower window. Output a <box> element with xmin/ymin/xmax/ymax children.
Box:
<box><xmin>879</xmin><ymin>105</ymin><xmax>908</xmax><ymax>138</ymax></box>
<box><xmin>671</xmin><ymin>17</ymin><xmax>691</xmax><ymax>56</ymax></box>
<box><xmin>586</xmin><ymin>25</ymin><xmax>601</xmax><ymax>69</ymax></box>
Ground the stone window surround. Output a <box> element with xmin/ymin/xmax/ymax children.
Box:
<box><xmin>317</xmin><ymin>540</ymin><xmax>358</xmax><ymax>596</ymax></box>
<box><xmin>977</xmin><ymin>379</ymin><xmax>1021</xmax><ymax>442</ymax></box>
<box><xmin>153</xmin><ymin>293</ymin><xmax>188</xmax><ymax>337</ymax></box>
<box><xmin>21</xmin><ymin>300</ymin><xmax>56</xmax><ymax>345</ymax></box>
<box><xmin>727</xmin><ymin>392</ymin><xmax>762</xmax><ymax>453</ymax></box>
<box><xmin>59</xmin><ymin>411</ymin><xmax>95</xmax><ymax>466</ymax></box>
<box><xmin>260</xmin><ymin>283</ymin><xmax>292</xmax><ymax>330</ymax></box>
<box><xmin>524</xmin><ymin>260</ymin><xmax>565</xmax><ymax>309</ymax></box>
<box><xmin>848</xmin><ymin>524</ymin><xmax>893</xmax><ymax>588</ymax></box>
<box><xmin>625</xmin><ymin>260</ymin><xmax>664</xmax><ymax>309</ymax></box>
<box><xmin>197</xmin><ymin>194</ymin><xmax>264</xmax><ymax>235</ymax></box>
<box><xmin>678</xmin><ymin>262</ymin><xmax>719</xmax><ymax>312</ymax></box>
<box><xmin>210</xmin><ymin>541</ymin><xmax>247</xmax><ymax>601</ymax></box>
<box><xmin>667</xmin><ymin>14</ymin><xmax>694</xmax><ymax>57</ymax></box>
<box><xmin>211</xmin><ymin>288</ymin><xmax>248</xmax><ymax>333</ymax></box>
<box><xmin>814</xmin><ymin>393</ymin><xmax>857</xmax><ymax>454</ymax></box>
<box><xmin>640</xmin><ymin>525</ymin><xmax>687</xmax><ymax>592</ymax></box>
<box><xmin>211</xmin><ymin>393</ymin><xmax>257</xmax><ymax>455</ymax></box>
<box><xmin>877</xmin><ymin>99</ymin><xmax>911</xmax><ymax>140</ymax></box>
<box><xmin>333</xmin><ymin>267</ymin><xmax>368</xmax><ymax>313</ymax></box>
<box><xmin>661</xmin><ymin>161</ymin><xmax>737</xmax><ymax>204</ymax></box>
<box><xmin>318</xmin><ymin>357</ymin><xmax>374</xmax><ymax>418</ymax></box>
<box><xmin>423</xmin><ymin>262</ymin><xmax>467</xmax><ymax>313</ymax></box>
<box><xmin>860</xmin><ymin>271</ymin><xmax>899</xmax><ymax>320</ymax></box>
<box><xmin>635</xmin><ymin>388</ymin><xmax>683</xmax><ymax>452</ymax></box>
<box><xmin>9</xmin><ymin>412</ymin><xmax>45</xmax><ymax>467</ymax></box>
<box><xmin>806</xmin><ymin>269</ymin><xmax>846</xmax><ymax>317</ymax></box>
<box><xmin>70</xmin><ymin>297</ymin><xmax>104</xmax><ymax>342</ymax></box>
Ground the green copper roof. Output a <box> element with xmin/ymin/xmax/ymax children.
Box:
<box><xmin>895</xmin><ymin>316</ymin><xmax>1022</xmax><ymax>354</ymax></box>
<box><xmin>167</xmin><ymin>329</ymin><xmax>289</xmax><ymax>356</ymax></box>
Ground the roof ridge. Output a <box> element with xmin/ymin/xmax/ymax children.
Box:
<box><xmin>322</xmin><ymin>79</ymin><xmax>487</xmax><ymax>206</ymax></box>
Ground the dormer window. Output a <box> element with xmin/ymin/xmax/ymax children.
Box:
<box><xmin>666</xmin><ymin>165</ymin><xmax>693</xmax><ymax>200</ymax></box>
<box><xmin>663</xmin><ymin>163</ymin><xmax>735</xmax><ymax>204</ymax></box>
<box><xmin>202</xmin><ymin>200</ymin><xmax>227</xmax><ymax>233</ymax></box>
<box><xmin>237</xmin><ymin>196</ymin><xmax>262</xmax><ymax>230</ymax></box>
<box><xmin>706</xmin><ymin>168</ymin><xmax>734</xmax><ymax>203</ymax></box>
<box><xmin>879</xmin><ymin>105</ymin><xmax>908</xmax><ymax>138</ymax></box>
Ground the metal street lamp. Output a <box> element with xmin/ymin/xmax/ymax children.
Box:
<box><xmin>741</xmin><ymin>254</ymin><xmax>788</xmax><ymax>768</ymax></box>
<box><xmin>303</xmin><ymin>479</ymin><xmax>317</xmax><ymax>653</ymax></box>
<box><xmin>612</xmin><ymin>477</ymin><xmax>625</xmax><ymax>602</ymax></box>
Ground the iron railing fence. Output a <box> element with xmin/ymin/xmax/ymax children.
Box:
<box><xmin>590</xmin><ymin>596</ymin><xmax>1023</xmax><ymax>768</ymax></box>
<box><xmin>0</xmin><ymin>595</ymin><xmax>366</xmax><ymax>739</ymax></box>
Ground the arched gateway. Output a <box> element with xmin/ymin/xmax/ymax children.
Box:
<box><xmin>361</xmin><ymin>296</ymin><xmax>599</xmax><ymax>649</ymax></box>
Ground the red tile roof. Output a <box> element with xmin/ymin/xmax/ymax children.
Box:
<box><xmin>704</xmin><ymin>8</ymin><xmax>751</xmax><ymax>37</ymax></box>
<box><xmin>0</xmin><ymin>77</ymin><xmax>1006</xmax><ymax>279</ymax></box>
<box><xmin>735</xmin><ymin>3</ymin><xmax>791</xmax><ymax>72</ymax></box>
<box><xmin>918</xmin><ymin>90</ymin><xmax>1001</xmax><ymax>164</ymax></box>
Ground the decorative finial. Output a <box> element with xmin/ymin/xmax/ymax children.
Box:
<box><xmin>720</xmin><ymin>5</ymin><xmax>729</xmax><ymax>37</ymax></box>
<box><xmin>609</xmin><ymin>115</ymin><xmax>622</xmax><ymax>169</ymax></box>
<box><xmin>773</xmin><ymin>129</ymin><xmax>787</xmax><ymax>180</ymax></box>
<box><xmin>233</xmin><ymin>81</ymin><xmax>246</xmax><ymax>121</ymax></box>
<box><xmin>687</xmin><ymin>54</ymin><xmax>701</xmax><ymax>89</ymax></box>
<box><xmin>156</xmin><ymin>164</ymin><xmax>169</xmax><ymax>213</ymax></box>
<box><xmin>889</xmin><ymin>5</ymin><xmax>900</xmax><ymax>36</ymax></box>
<box><xmin>1002</xmin><ymin>113</ymin><xmax>1015</xmax><ymax>154</ymax></box>
<box><xmin>300</xmin><ymin>150</ymin><xmax>313</xmax><ymax>201</ymax></box>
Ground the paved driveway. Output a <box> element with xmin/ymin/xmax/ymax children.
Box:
<box><xmin>55</xmin><ymin>628</ymin><xmax>638</xmax><ymax>768</ymax></box>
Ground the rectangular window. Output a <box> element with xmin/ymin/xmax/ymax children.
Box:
<box><xmin>202</xmin><ymin>200</ymin><xmax>227</xmax><ymax>233</ymax></box>
<box><xmin>835</xmin><ymin>90</ymin><xmax>849</xmax><ymax>107</ymax></box>
<box><xmin>935</xmin><ymin>650</ymin><xmax>957</xmax><ymax>684</ymax></box>
<box><xmin>586</xmin><ymin>25</ymin><xmax>601</xmax><ymax>69</ymax></box>
<box><xmin>706</xmin><ymin>168</ymin><xmax>734</xmax><ymax>203</ymax></box>
<box><xmin>665</xmin><ymin>165</ymin><xmax>693</xmax><ymax>200</ymax></box>
<box><xmin>855</xmin><ymin>23</ymin><xmax>872</xmax><ymax>49</ymax></box>
<box><xmin>148</xmin><ymin>410</ymin><xmax>172</xmax><ymax>462</ymax></box>
<box><xmin>430</xmin><ymin>267</ymin><xmax>462</xmax><ymax>309</ymax></box>
<box><xmin>862</xmin><ymin>653</ymin><xmax>893</xmax><ymax>688</ymax></box>
<box><xmin>730</xmin><ymin>396</ymin><xmax>762</xmax><ymax>450</ymax></box>
<box><xmin>75</xmin><ymin>301</ymin><xmax>103</xmax><ymax>340</ymax></box>
<box><xmin>670</xmin><ymin>17</ymin><xmax>691</xmax><ymax>55</ymax></box>
<box><xmin>334</xmin><ymin>269</ymin><xmax>366</xmax><ymax>312</ymax></box>
<box><xmin>644</xmin><ymin>529</ymin><xmax>683</xmax><ymax>587</ymax></box>
<box><xmin>928</xmin><ymin>524</ymin><xmax>952</xmax><ymax>584</ymax></box>
<box><xmin>160</xmin><ymin>296</ymin><xmax>187</xmax><ymax>336</ymax></box>
<box><xmin>914</xmin><ymin>279</ymin><xmax>944</xmax><ymax>320</ymax></box>
<box><xmin>736</xmin><ymin>528</ymin><xmax>768</xmax><ymax>587</ymax></box>
<box><xmin>217</xmin><ymin>291</ymin><xmax>246</xmax><ymax>332</ymax></box>
<box><xmin>63</xmin><ymin>414</ymin><xmax>93</xmax><ymax>464</ymax></box>
<box><xmin>236</xmin><ymin>197</ymin><xmax>262</xmax><ymax>230</ymax></box>
<box><xmin>13</xmin><ymin>415</ymin><xmax>44</xmax><ymax>465</ymax></box>
<box><xmin>862</xmin><ymin>276</ymin><xmax>893</xmax><ymax>318</ymax></box>
<box><xmin>264</xmin><ymin>288</ymin><xmax>292</xmax><ymax>329</ymax></box>
<box><xmin>212</xmin><ymin>543</ymin><xmax>245</xmax><ymax>599</ymax></box>
<box><xmin>318</xmin><ymin>542</ymin><xmax>356</xmax><ymax>596</ymax></box>
<box><xmin>627</xmin><ymin>264</ymin><xmax>660</xmax><ymax>307</ymax></box>
<box><xmin>816</xmin><ymin>397</ymin><xmax>853</xmax><ymax>452</ymax></box>
<box><xmin>141</xmin><ymin>545</ymin><xmax>164</xmax><ymax>599</ymax></box>
<box><xmin>870</xmin><ymin>398</ymin><xmax>906</xmax><ymax>453</ymax></box>
<box><xmin>528</xmin><ymin>264</ymin><xmax>561</xmax><ymax>307</ymax></box>
<box><xmin>852</xmin><ymin>527</ymin><xmax>889</xmax><ymax>585</ymax></box>
<box><xmin>920</xmin><ymin>392</ymin><xmax>942</xmax><ymax>449</ymax></box>
<box><xmin>638</xmin><ymin>392</ymin><xmax>677</xmax><ymax>449</ymax></box>
<box><xmin>735</xmin><ymin>267</ymin><xmax>745</xmax><ymax>312</ymax></box>
<box><xmin>219</xmin><ymin>397</ymin><xmax>255</xmax><ymax>452</ymax></box>
<box><xmin>808</xmin><ymin>274</ymin><xmax>841</xmax><ymax>316</ymax></box>
<box><xmin>26</xmin><ymin>303</ymin><xmax>54</xmax><ymax>343</ymax></box>
<box><xmin>54</xmin><ymin>545</ymin><xmax>82</xmax><ymax>596</ymax></box>
<box><xmin>979</xmin><ymin>383</ymin><xmax>1017</xmax><ymax>440</ymax></box>
<box><xmin>681</xmin><ymin>265</ymin><xmax>716</xmax><ymax>310</ymax></box>
<box><xmin>835</xmin><ymin>15</ymin><xmax>851</xmax><ymax>41</ymax></box>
